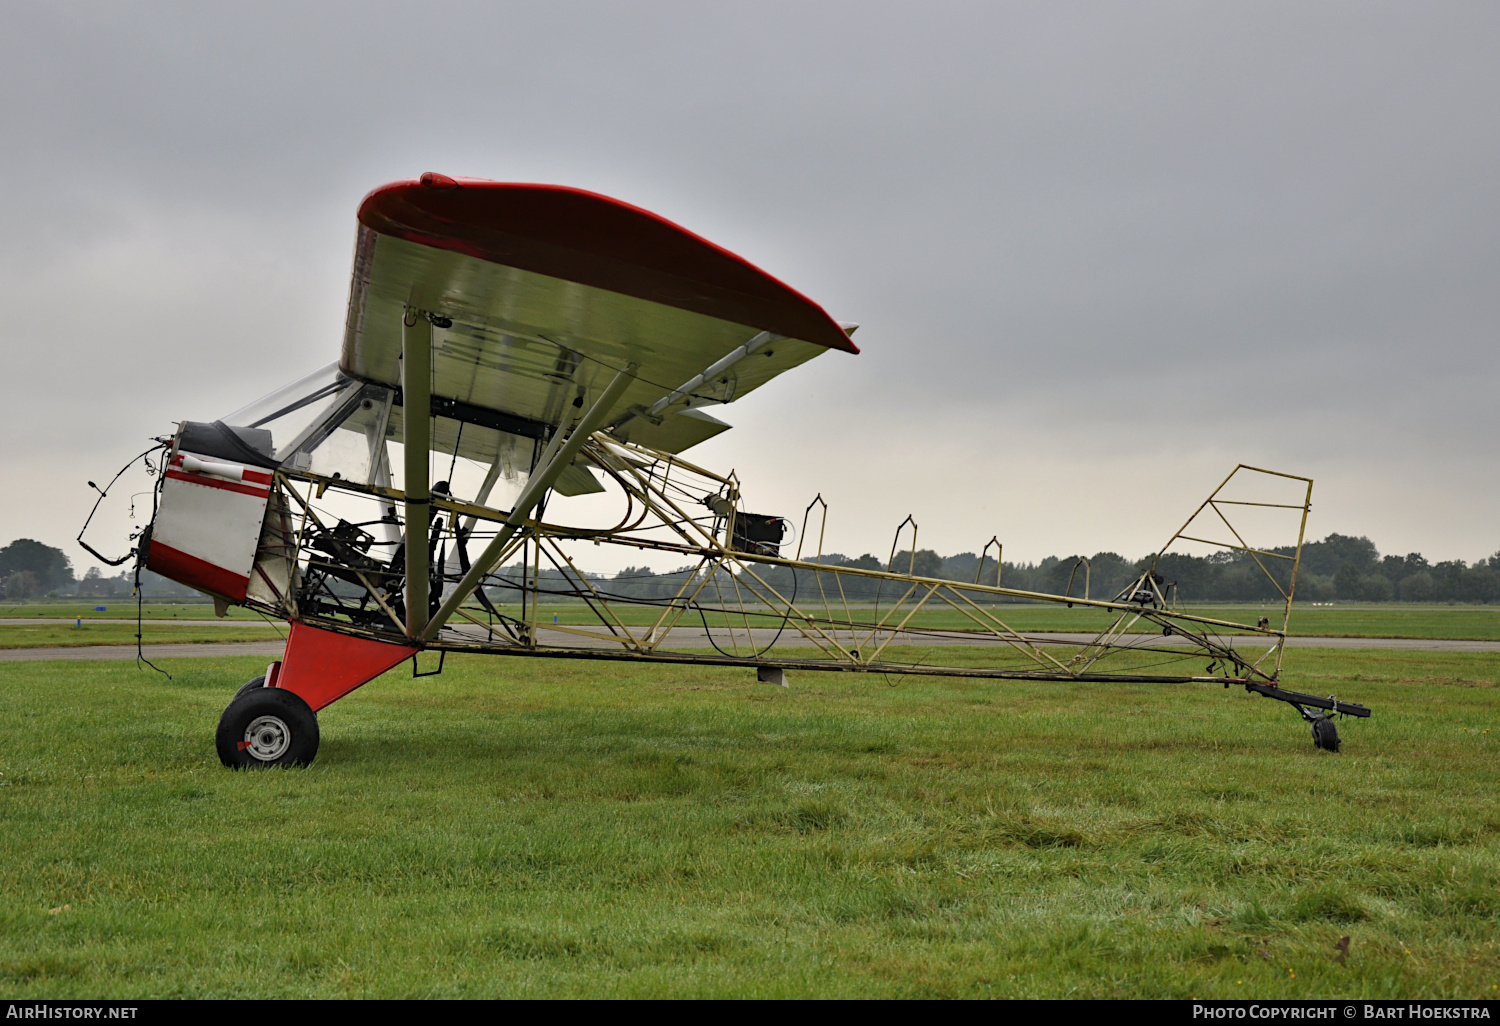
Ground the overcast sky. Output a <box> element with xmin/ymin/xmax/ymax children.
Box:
<box><xmin>3</xmin><ymin>1</ymin><xmax>1496</xmax><ymax>574</ymax></box>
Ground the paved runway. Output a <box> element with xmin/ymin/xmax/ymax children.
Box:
<box><xmin>3</xmin><ymin>625</ymin><xmax>1498</xmax><ymax>662</ymax></box>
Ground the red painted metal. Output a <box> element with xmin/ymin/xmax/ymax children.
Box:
<box><xmin>145</xmin><ymin>540</ymin><xmax>249</xmax><ymax>603</ymax></box>
<box><xmin>272</xmin><ymin>621</ymin><xmax>417</xmax><ymax>713</ymax></box>
<box><xmin>357</xmin><ymin>177</ymin><xmax>857</xmax><ymax>354</ymax></box>
<box><xmin>163</xmin><ymin>469</ymin><xmax>272</xmax><ymax>499</ymax></box>
<box><xmin>170</xmin><ymin>454</ymin><xmax>274</xmax><ymax>486</ymax></box>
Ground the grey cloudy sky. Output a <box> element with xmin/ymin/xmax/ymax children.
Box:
<box><xmin>3</xmin><ymin>1</ymin><xmax>1496</xmax><ymax>571</ymax></box>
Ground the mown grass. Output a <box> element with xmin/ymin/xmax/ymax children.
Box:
<box><xmin>0</xmin><ymin>623</ymin><xmax>285</xmax><ymax>649</ymax></box>
<box><xmin>6</xmin><ymin>602</ymin><xmax>1500</xmax><ymax>640</ymax></box>
<box><xmin>1228</xmin><ymin>605</ymin><xmax>1500</xmax><ymax>641</ymax></box>
<box><xmin>0</xmin><ymin>647</ymin><xmax>1497</xmax><ymax>998</ymax></box>
<box><xmin>0</xmin><ymin>603</ymin><xmax>264</xmax><ymax>620</ymax></box>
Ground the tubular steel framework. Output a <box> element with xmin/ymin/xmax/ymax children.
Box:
<box><xmin>86</xmin><ymin>180</ymin><xmax>1374</xmax><ymax>768</ymax></box>
<box><xmin>250</xmin><ymin>436</ymin><xmax>1369</xmax><ymax>724</ymax></box>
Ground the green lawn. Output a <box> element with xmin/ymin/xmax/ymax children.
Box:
<box><xmin>1</xmin><ymin>647</ymin><xmax>1496</xmax><ymax>998</ymax></box>
<box><xmin>527</xmin><ymin>601</ymin><xmax>1500</xmax><ymax>641</ymax></box>
<box><xmin>6</xmin><ymin>600</ymin><xmax>1498</xmax><ymax>640</ymax></box>
<box><xmin>1220</xmin><ymin>605</ymin><xmax>1500</xmax><ymax>641</ymax></box>
<box><xmin>0</xmin><ymin>603</ymin><xmax>265</xmax><ymax>620</ymax></box>
<box><xmin>0</xmin><ymin>623</ymin><xmax>285</xmax><ymax>649</ymax></box>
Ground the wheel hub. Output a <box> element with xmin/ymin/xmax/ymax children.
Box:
<box><xmin>243</xmin><ymin>715</ymin><xmax>292</xmax><ymax>761</ymax></box>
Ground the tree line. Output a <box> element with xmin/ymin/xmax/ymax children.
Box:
<box><xmin>488</xmin><ymin>532</ymin><xmax>1500</xmax><ymax>606</ymax></box>
<box><xmin>0</xmin><ymin>538</ymin><xmax>198</xmax><ymax>601</ymax></box>
<box><xmin>4</xmin><ymin>531</ymin><xmax>1497</xmax><ymax>605</ymax></box>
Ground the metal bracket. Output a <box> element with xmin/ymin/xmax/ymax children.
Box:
<box><xmin>412</xmin><ymin>649</ymin><xmax>446</xmax><ymax>679</ymax></box>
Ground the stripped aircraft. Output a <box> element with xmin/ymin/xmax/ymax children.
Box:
<box><xmin>80</xmin><ymin>173</ymin><xmax>1369</xmax><ymax>767</ymax></box>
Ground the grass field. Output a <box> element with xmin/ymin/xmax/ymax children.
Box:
<box><xmin>0</xmin><ymin>603</ymin><xmax>264</xmax><ymax>620</ymax></box>
<box><xmin>1</xmin><ymin>647</ymin><xmax>1496</xmax><ymax>998</ymax></box>
<box><xmin>0</xmin><ymin>623</ymin><xmax>285</xmax><ymax>649</ymax></box>
<box><xmin>5</xmin><ymin>601</ymin><xmax>1499</xmax><ymax>640</ymax></box>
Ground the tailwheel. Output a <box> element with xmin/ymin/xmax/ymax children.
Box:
<box><xmin>216</xmin><ymin>687</ymin><xmax>320</xmax><ymax>768</ymax></box>
<box><xmin>1306</xmin><ymin>710</ymin><xmax>1341</xmax><ymax>753</ymax></box>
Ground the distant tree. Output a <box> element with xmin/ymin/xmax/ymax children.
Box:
<box><xmin>3</xmin><ymin>570</ymin><xmax>40</xmax><ymax>601</ymax></box>
<box><xmin>1149</xmin><ymin>552</ymin><xmax>1222</xmax><ymax>603</ymax></box>
<box><xmin>998</xmin><ymin>558</ymin><xmax>1053</xmax><ymax>595</ymax></box>
<box><xmin>910</xmin><ymin>549</ymin><xmax>944</xmax><ymax>579</ymax></box>
<box><xmin>0</xmin><ymin>539</ymin><xmax>74</xmax><ymax>593</ymax></box>
<box><xmin>78</xmin><ymin>567</ymin><xmax>111</xmax><ymax>597</ymax></box>
<box><xmin>1299</xmin><ymin>575</ymin><xmax>1336</xmax><ymax>603</ymax></box>
<box><xmin>1401</xmin><ymin>572</ymin><xmax>1435</xmax><ymax>603</ymax></box>
<box><xmin>1430</xmin><ymin>561</ymin><xmax>1467</xmax><ymax>602</ymax></box>
<box><xmin>451</xmin><ymin>532</ymin><xmax>1496</xmax><ymax>609</ymax></box>
<box><xmin>1381</xmin><ymin>555</ymin><xmax>1404</xmax><ymax>582</ymax></box>
<box><xmin>134</xmin><ymin>569</ymin><xmax>203</xmax><ymax>599</ymax></box>
<box><xmin>1458</xmin><ymin>564</ymin><xmax>1498</xmax><ymax>604</ymax></box>
<box><xmin>861</xmin><ymin>534</ymin><xmax>1491</xmax><ymax>604</ymax></box>
<box><xmin>1044</xmin><ymin>556</ymin><xmax>1092</xmax><ymax>598</ymax></box>
<box><xmin>941</xmin><ymin>551</ymin><xmax>980</xmax><ymax>582</ymax></box>
<box><xmin>844</xmin><ymin>554</ymin><xmax>883</xmax><ymax>599</ymax></box>
<box><xmin>1383</xmin><ymin>554</ymin><xmax>1428</xmax><ymax>594</ymax></box>
<box><xmin>1334</xmin><ymin>560</ymin><xmax>1362</xmax><ymax>600</ymax></box>
<box><xmin>1302</xmin><ymin>535</ymin><xmax>1380</xmax><ymax>579</ymax></box>
<box><xmin>1079</xmin><ymin>552</ymin><xmax>1132</xmax><ymax>600</ymax></box>
<box><xmin>1217</xmin><ymin>562</ymin><xmax>1266</xmax><ymax>602</ymax></box>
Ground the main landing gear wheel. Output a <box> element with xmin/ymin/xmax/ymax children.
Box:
<box><xmin>216</xmin><ymin>687</ymin><xmax>320</xmax><ymax>768</ymax></box>
<box><xmin>233</xmin><ymin>676</ymin><xmax>267</xmax><ymax>702</ymax></box>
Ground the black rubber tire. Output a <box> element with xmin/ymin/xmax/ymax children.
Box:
<box><xmin>1311</xmin><ymin>716</ymin><xmax>1341</xmax><ymax>753</ymax></box>
<box><xmin>233</xmin><ymin>676</ymin><xmax>267</xmax><ymax>702</ymax></box>
<box><xmin>216</xmin><ymin>687</ymin><xmax>320</xmax><ymax>769</ymax></box>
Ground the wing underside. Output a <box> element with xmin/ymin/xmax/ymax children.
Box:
<box><xmin>340</xmin><ymin>179</ymin><xmax>855</xmax><ymax>458</ymax></box>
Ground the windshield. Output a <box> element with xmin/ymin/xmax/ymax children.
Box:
<box><xmin>221</xmin><ymin>364</ymin><xmax>360</xmax><ymax>460</ymax></box>
<box><xmin>284</xmin><ymin>381</ymin><xmax>394</xmax><ymax>485</ymax></box>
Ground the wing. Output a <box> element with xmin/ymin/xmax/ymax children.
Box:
<box><xmin>341</xmin><ymin>175</ymin><xmax>856</xmax><ymax>457</ymax></box>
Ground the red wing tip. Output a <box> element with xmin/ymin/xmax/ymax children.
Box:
<box><xmin>364</xmin><ymin>176</ymin><xmax>862</xmax><ymax>354</ymax></box>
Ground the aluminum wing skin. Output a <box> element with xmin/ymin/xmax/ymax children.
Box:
<box><xmin>341</xmin><ymin>176</ymin><xmax>856</xmax><ymax>457</ymax></box>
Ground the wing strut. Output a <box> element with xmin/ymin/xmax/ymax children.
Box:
<box><xmin>402</xmin><ymin>310</ymin><xmax>433</xmax><ymax>638</ymax></box>
<box><xmin>419</xmin><ymin>362</ymin><xmax>638</xmax><ymax>642</ymax></box>
<box><xmin>647</xmin><ymin>330</ymin><xmax>783</xmax><ymax>417</ymax></box>
<box><xmin>607</xmin><ymin>330</ymin><xmax>784</xmax><ymax>438</ymax></box>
